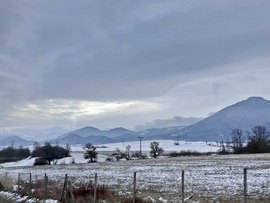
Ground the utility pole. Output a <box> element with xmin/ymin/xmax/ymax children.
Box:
<box><xmin>2</xmin><ymin>129</ymin><xmax>5</xmax><ymax>149</ymax></box>
<box><xmin>137</xmin><ymin>136</ymin><xmax>143</xmax><ymax>158</ymax></box>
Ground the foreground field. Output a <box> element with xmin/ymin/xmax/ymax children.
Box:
<box><xmin>1</xmin><ymin>153</ymin><xmax>270</xmax><ymax>203</ymax></box>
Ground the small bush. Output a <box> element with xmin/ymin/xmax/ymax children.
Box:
<box><xmin>132</xmin><ymin>152</ymin><xmax>148</xmax><ymax>159</ymax></box>
<box><xmin>168</xmin><ymin>150</ymin><xmax>213</xmax><ymax>157</ymax></box>
<box><xmin>34</xmin><ymin>158</ymin><xmax>49</xmax><ymax>165</ymax></box>
<box><xmin>169</xmin><ymin>151</ymin><xmax>179</xmax><ymax>157</ymax></box>
<box><xmin>106</xmin><ymin>157</ymin><xmax>113</xmax><ymax>162</ymax></box>
<box><xmin>218</xmin><ymin>148</ymin><xmax>231</xmax><ymax>155</ymax></box>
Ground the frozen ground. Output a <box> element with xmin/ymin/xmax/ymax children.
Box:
<box><xmin>0</xmin><ymin>141</ymin><xmax>269</xmax><ymax>202</ymax></box>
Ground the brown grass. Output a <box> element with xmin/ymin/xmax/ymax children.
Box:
<box><xmin>14</xmin><ymin>179</ymin><xmax>161</xmax><ymax>203</ymax></box>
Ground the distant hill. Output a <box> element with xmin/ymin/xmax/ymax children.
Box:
<box><xmin>179</xmin><ymin>97</ymin><xmax>270</xmax><ymax>141</ymax></box>
<box><xmin>107</xmin><ymin>127</ymin><xmax>136</xmax><ymax>137</ymax></box>
<box><xmin>135</xmin><ymin>116</ymin><xmax>202</xmax><ymax>131</ymax></box>
<box><xmin>58</xmin><ymin>127</ymin><xmax>104</xmax><ymax>139</ymax></box>
<box><xmin>51</xmin><ymin>133</ymin><xmax>114</xmax><ymax>145</ymax></box>
<box><xmin>56</xmin><ymin>127</ymin><xmax>136</xmax><ymax>144</ymax></box>
<box><xmin>135</xmin><ymin>126</ymin><xmax>185</xmax><ymax>140</ymax></box>
<box><xmin>0</xmin><ymin>136</ymin><xmax>34</xmax><ymax>147</ymax></box>
<box><xmin>58</xmin><ymin>127</ymin><xmax>136</xmax><ymax>138</ymax></box>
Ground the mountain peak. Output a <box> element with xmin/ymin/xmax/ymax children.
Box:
<box><xmin>80</xmin><ymin>126</ymin><xmax>100</xmax><ymax>130</ymax></box>
<box><xmin>109</xmin><ymin>127</ymin><xmax>126</xmax><ymax>131</ymax></box>
<box><xmin>246</xmin><ymin>96</ymin><xmax>267</xmax><ymax>102</ymax></box>
<box><xmin>240</xmin><ymin>96</ymin><xmax>270</xmax><ymax>106</ymax></box>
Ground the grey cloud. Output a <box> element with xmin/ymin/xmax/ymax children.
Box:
<box><xmin>1</xmin><ymin>0</ymin><xmax>270</xmax><ymax>132</ymax></box>
<box><xmin>35</xmin><ymin>30</ymin><xmax>270</xmax><ymax>101</ymax></box>
<box><xmin>0</xmin><ymin>1</ymin><xmax>22</xmax><ymax>49</ymax></box>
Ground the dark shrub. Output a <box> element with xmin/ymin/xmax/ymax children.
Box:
<box><xmin>34</xmin><ymin>158</ymin><xmax>49</xmax><ymax>165</ymax></box>
<box><xmin>32</xmin><ymin>143</ymin><xmax>70</xmax><ymax>165</ymax></box>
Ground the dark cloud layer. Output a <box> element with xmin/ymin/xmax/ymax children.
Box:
<box><xmin>1</xmin><ymin>0</ymin><xmax>270</xmax><ymax>133</ymax></box>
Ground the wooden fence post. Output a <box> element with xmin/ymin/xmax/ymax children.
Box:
<box><xmin>94</xmin><ymin>173</ymin><xmax>97</xmax><ymax>203</ymax></box>
<box><xmin>243</xmin><ymin>168</ymin><xmax>247</xmax><ymax>203</ymax></box>
<box><xmin>59</xmin><ymin>174</ymin><xmax>68</xmax><ymax>202</ymax></box>
<box><xmin>29</xmin><ymin>173</ymin><xmax>32</xmax><ymax>194</ymax></box>
<box><xmin>67</xmin><ymin>176</ymin><xmax>75</xmax><ymax>202</ymax></box>
<box><xmin>17</xmin><ymin>173</ymin><xmax>20</xmax><ymax>192</ymax></box>
<box><xmin>44</xmin><ymin>173</ymin><xmax>48</xmax><ymax>199</ymax></box>
<box><xmin>5</xmin><ymin>172</ymin><xmax>8</xmax><ymax>187</ymax></box>
<box><xmin>133</xmin><ymin>172</ymin><xmax>137</xmax><ymax>203</ymax></box>
<box><xmin>181</xmin><ymin>170</ymin><xmax>185</xmax><ymax>203</ymax></box>
<box><xmin>64</xmin><ymin>174</ymin><xmax>68</xmax><ymax>201</ymax></box>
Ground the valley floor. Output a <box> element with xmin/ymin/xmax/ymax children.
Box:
<box><xmin>1</xmin><ymin>153</ymin><xmax>270</xmax><ymax>202</ymax></box>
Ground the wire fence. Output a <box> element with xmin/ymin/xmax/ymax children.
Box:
<box><xmin>1</xmin><ymin>166</ymin><xmax>270</xmax><ymax>203</ymax></box>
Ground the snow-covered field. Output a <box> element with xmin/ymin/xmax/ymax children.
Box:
<box><xmin>0</xmin><ymin>141</ymin><xmax>270</xmax><ymax>202</ymax></box>
<box><xmin>74</xmin><ymin>140</ymin><xmax>220</xmax><ymax>153</ymax></box>
<box><xmin>0</xmin><ymin>140</ymin><xmax>220</xmax><ymax>167</ymax></box>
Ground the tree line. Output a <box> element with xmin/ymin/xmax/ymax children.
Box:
<box><xmin>0</xmin><ymin>142</ymin><xmax>71</xmax><ymax>165</ymax></box>
<box><xmin>229</xmin><ymin>125</ymin><xmax>270</xmax><ymax>154</ymax></box>
<box><xmin>0</xmin><ymin>140</ymin><xmax>165</xmax><ymax>164</ymax></box>
<box><xmin>83</xmin><ymin>141</ymin><xmax>164</xmax><ymax>163</ymax></box>
<box><xmin>0</xmin><ymin>146</ymin><xmax>30</xmax><ymax>163</ymax></box>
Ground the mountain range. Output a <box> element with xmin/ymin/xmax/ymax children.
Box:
<box><xmin>2</xmin><ymin>96</ymin><xmax>270</xmax><ymax>146</ymax></box>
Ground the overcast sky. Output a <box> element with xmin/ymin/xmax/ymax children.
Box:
<box><xmin>1</xmin><ymin>1</ymin><xmax>270</xmax><ymax>139</ymax></box>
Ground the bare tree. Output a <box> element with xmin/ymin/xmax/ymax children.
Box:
<box><xmin>150</xmin><ymin>142</ymin><xmax>164</xmax><ymax>158</ymax></box>
<box><xmin>248</xmin><ymin>126</ymin><xmax>269</xmax><ymax>142</ymax></box>
<box><xmin>125</xmin><ymin>145</ymin><xmax>132</xmax><ymax>160</ymax></box>
<box><xmin>112</xmin><ymin>148</ymin><xmax>124</xmax><ymax>161</ymax></box>
<box><xmin>246</xmin><ymin>126</ymin><xmax>270</xmax><ymax>153</ymax></box>
<box><xmin>231</xmin><ymin>129</ymin><xmax>245</xmax><ymax>149</ymax></box>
